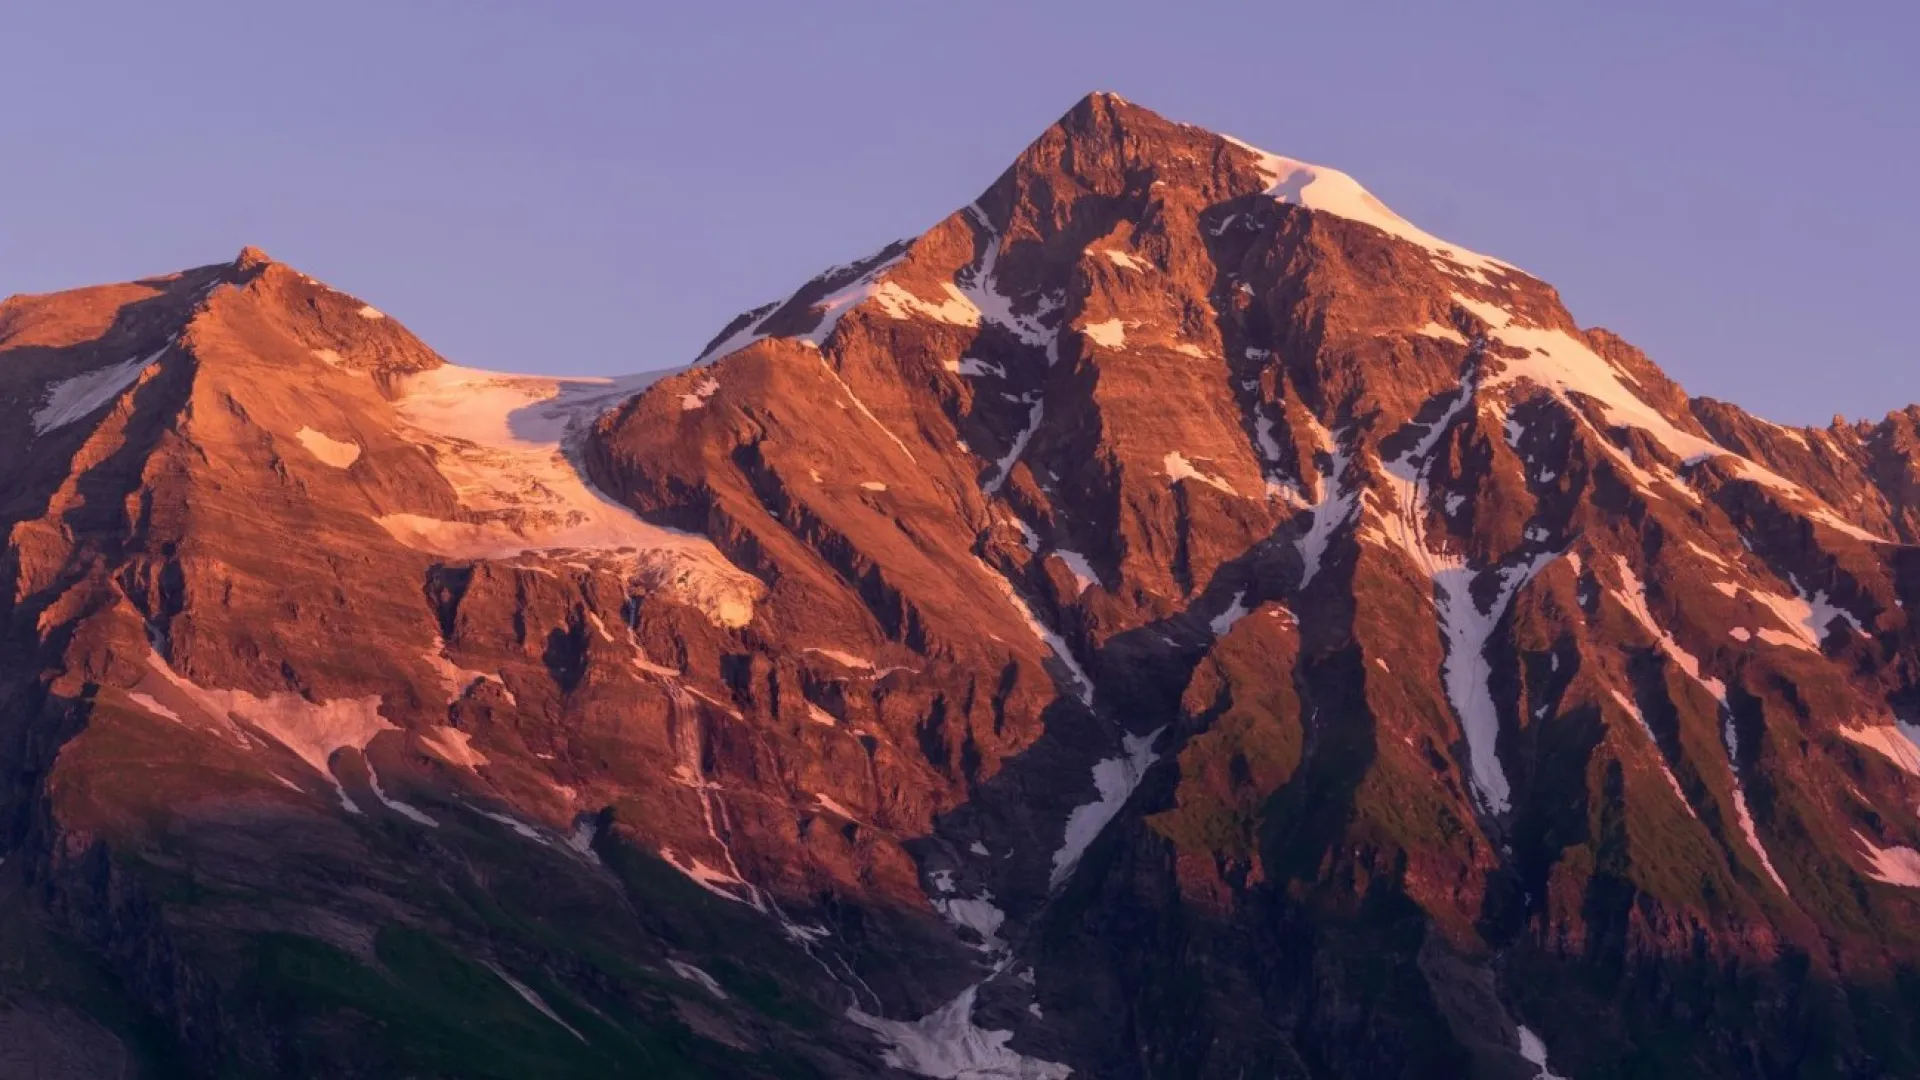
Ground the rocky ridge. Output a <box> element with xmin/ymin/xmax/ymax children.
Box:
<box><xmin>2</xmin><ymin>94</ymin><xmax>1919</xmax><ymax>1078</ymax></box>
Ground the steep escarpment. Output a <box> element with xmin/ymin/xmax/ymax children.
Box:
<box><xmin>3</xmin><ymin>93</ymin><xmax>1920</xmax><ymax>1079</ymax></box>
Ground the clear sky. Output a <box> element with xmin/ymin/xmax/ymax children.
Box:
<box><xmin>3</xmin><ymin>2</ymin><xmax>1914</xmax><ymax>425</ymax></box>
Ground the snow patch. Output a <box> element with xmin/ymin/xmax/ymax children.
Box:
<box><xmin>477</xmin><ymin>808</ymin><xmax>549</xmax><ymax>845</ymax></box>
<box><xmin>873</xmin><ymin>281</ymin><xmax>984</xmax><ymax>327</ymax></box>
<box><xmin>813</xmin><ymin>793</ymin><xmax>858</xmax><ymax>820</ymax></box>
<box><xmin>1839</xmin><ymin>724</ymin><xmax>1920</xmax><ymax>777</ymax></box>
<box><xmin>126</xmin><ymin>692</ymin><xmax>182</xmax><ymax>724</ymax></box>
<box><xmin>931</xmin><ymin>892</ymin><xmax>1007</xmax><ymax>956</ymax></box>
<box><xmin>679</xmin><ymin>376</ymin><xmax>721</xmax><ymax>411</ymax></box>
<box><xmin>142</xmin><ymin>652</ymin><xmax>391</xmax><ymax>811</ymax></box>
<box><xmin>944</xmin><ymin>356</ymin><xmax>1008</xmax><ymax>378</ymax></box>
<box><xmin>1517</xmin><ymin>1026</ymin><xmax>1568</xmax><ymax>1080</ymax></box>
<box><xmin>1163</xmin><ymin>452</ymin><xmax>1236</xmax><ymax>495</ymax></box>
<box><xmin>422</xmin><ymin>727</ymin><xmax>489</xmax><ymax>771</ymax></box>
<box><xmin>848</xmin><ymin>985</ymin><xmax>1070</xmax><ymax>1080</ymax></box>
<box><xmin>983</xmin><ymin>395</ymin><xmax>1044</xmax><ymax>494</ymax></box>
<box><xmin>1296</xmin><ymin>431</ymin><xmax>1358</xmax><ymax>587</ymax></box>
<box><xmin>1720</xmin><ymin>577</ymin><xmax>1860</xmax><ymax>652</ymax></box>
<box><xmin>294</xmin><ymin>426</ymin><xmax>361</xmax><ymax>468</ymax></box>
<box><xmin>1227</xmin><ymin>134</ymin><xmax>1514</xmax><ymax>278</ymax></box>
<box><xmin>805</xmin><ymin>648</ymin><xmax>875</xmax><ymax>672</ymax></box>
<box><xmin>367</xmin><ymin>768</ymin><xmax>437</xmax><ymax>826</ymax></box>
<box><xmin>33</xmin><ymin>347</ymin><xmax>165</xmax><ymax>434</ymax></box>
<box><xmin>1210</xmin><ymin>591</ymin><xmax>1251</xmax><ymax>636</ymax></box>
<box><xmin>1854</xmin><ymin>831</ymin><xmax>1920</xmax><ymax>888</ymax></box>
<box><xmin>1050</xmin><ymin>728</ymin><xmax>1164</xmax><ymax>888</ymax></box>
<box><xmin>1051</xmin><ymin>550</ymin><xmax>1099</xmax><ymax>596</ymax></box>
<box><xmin>486</xmin><ymin>963</ymin><xmax>585</xmax><ymax>1042</ymax></box>
<box><xmin>1612</xmin><ymin>560</ymin><xmax>1727</xmax><ymax>703</ymax></box>
<box><xmin>668</xmin><ymin>959</ymin><xmax>729</xmax><ymax>1000</ymax></box>
<box><xmin>1433</xmin><ymin>554</ymin><xmax>1559</xmax><ymax>814</ymax></box>
<box><xmin>356</xmin><ymin>304</ymin><xmax>385</xmax><ymax>320</ymax></box>
<box><xmin>1606</xmin><ymin>690</ymin><xmax>1694</xmax><ymax>815</ymax></box>
<box><xmin>381</xmin><ymin>364</ymin><xmax>761</xmax><ymax>628</ymax></box>
<box><xmin>1081</xmin><ymin>319</ymin><xmax>1128</xmax><ymax>348</ymax></box>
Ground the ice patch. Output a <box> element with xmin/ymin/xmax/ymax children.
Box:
<box><xmin>32</xmin><ymin>347</ymin><xmax>165</xmax><ymax>434</ymax></box>
<box><xmin>1839</xmin><ymin>724</ymin><xmax>1920</xmax><ymax>777</ymax></box>
<box><xmin>422</xmin><ymin>726</ymin><xmax>489</xmax><ymax>771</ymax></box>
<box><xmin>1226</xmin><ymin>134</ymin><xmax>1514</xmax><ymax>278</ymax></box>
<box><xmin>805</xmin><ymin>648</ymin><xmax>875</xmax><ymax>672</ymax></box>
<box><xmin>1365</xmin><ymin>379</ymin><xmax>1554</xmax><ymax>814</ymax></box>
<box><xmin>955</xmin><ymin>206</ymin><xmax>1064</xmax><ymax>358</ymax></box>
<box><xmin>1854</xmin><ymin>831</ymin><xmax>1920</xmax><ymax>888</ymax></box>
<box><xmin>379</xmin><ymin>364</ymin><xmax>761</xmax><ymax>628</ymax></box>
<box><xmin>477</xmin><ymin>808</ymin><xmax>549</xmax><ymax>845</ymax></box>
<box><xmin>142</xmin><ymin>652</ymin><xmax>391</xmax><ymax>811</ymax></box>
<box><xmin>1606</xmin><ymin>690</ymin><xmax>1694</xmax><ymax>815</ymax></box>
<box><xmin>848</xmin><ymin>985</ymin><xmax>1070</xmax><ymax>1080</ymax></box>
<box><xmin>1051</xmin><ymin>550</ymin><xmax>1099</xmax><ymax>596</ymax></box>
<box><xmin>873</xmin><ymin>281</ymin><xmax>984</xmax><ymax>327</ymax></box>
<box><xmin>680</xmin><ymin>376</ymin><xmax>721</xmax><ymax>411</ymax></box>
<box><xmin>931</xmin><ymin>892</ymin><xmax>1007</xmax><ymax>956</ymax></box>
<box><xmin>1253</xmin><ymin>413</ymin><xmax>1283</xmax><ymax>462</ymax></box>
<box><xmin>813</xmin><ymin>793</ymin><xmax>858</xmax><ymax>820</ymax></box>
<box><xmin>1458</xmin><ymin>295</ymin><xmax>1861</xmax><ymax>531</ymax></box>
<box><xmin>1719</xmin><ymin>577</ymin><xmax>1860</xmax><ymax>652</ymax></box>
<box><xmin>126</xmin><ymin>692</ymin><xmax>182</xmax><ymax>723</ymax></box>
<box><xmin>1613</xmin><ymin>561</ymin><xmax>1785</xmax><ymax>891</ymax></box>
<box><xmin>978</xmin><ymin>561</ymin><xmax>1095</xmax><ymax>707</ymax></box>
<box><xmin>1081</xmin><ymin>319</ymin><xmax>1128</xmax><ymax>348</ymax></box>
<box><xmin>1517</xmin><ymin>1026</ymin><xmax>1568</xmax><ymax>1080</ymax></box>
<box><xmin>366</xmin><ymin>767</ymin><xmax>437</xmax><ymax>826</ymax></box>
<box><xmin>945</xmin><ymin>357</ymin><xmax>1008</xmax><ymax>378</ymax></box>
<box><xmin>1163</xmin><ymin>451</ymin><xmax>1237</xmax><ymax>495</ymax></box>
<box><xmin>984</xmin><ymin>395</ymin><xmax>1044</xmax><ymax>495</ymax></box>
<box><xmin>566</xmin><ymin>819</ymin><xmax>601</xmax><ymax>862</ymax></box>
<box><xmin>1416</xmin><ymin>321</ymin><xmax>1467</xmax><ymax>345</ymax></box>
<box><xmin>486</xmin><ymin>962</ymin><xmax>585</xmax><ymax>1042</ymax></box>
<box><xmin>294</xmin><ymin>426</ymin><xmax>361</xmax><ymax>468</ymax></box>
<box><xmin>1433</xmin><ymin>554</ymin><xmax>1559</xmax><ymax>814</ymax></box>
<box><xmin>1612</xmin><ymin>560</ymin><xmax>1727</xmax><ymax>704</ymax></box>
<box><xmin>1209</xmin><ymin>591</ymin><xmax>1251</xmax><ymax>636</ymax></box>
<box><xmin>1050</xmin><ymin>728</ymin><xmax>1164</xmax><ymax>888</ymax></box>
<box><xmin>668</xmin><ymin>959</ymin><xmax>729</xmax><ymax>1000</ymax></box>
<box><xmin>1296</xmin><ymin>430</ymin><xmax>1358</xmax><ymax>587</ymax></box>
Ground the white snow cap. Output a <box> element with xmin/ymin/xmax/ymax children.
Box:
<box><xmin>1221</xmin><ymin>133</ymin><xmax>1515</xmax><ymax>279</ymax></box>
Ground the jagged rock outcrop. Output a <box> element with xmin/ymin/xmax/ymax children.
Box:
<box><xmin>3</xmin><ymin>92</ymin><xmax>1920</xmax><ymax>1078</ymax></box>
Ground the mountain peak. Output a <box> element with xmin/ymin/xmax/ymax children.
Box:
<box><xmin>11</xmin><ymin>94</ymin><xmax>1920</xmax><ymax>1080</ymax></box>
<box><xmin>233</xmin><ymin>245</ymin><xmax>274</xmax><ymax>272</ymax></box>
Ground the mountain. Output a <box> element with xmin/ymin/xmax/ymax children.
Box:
<box><xmin>4</xmin><ymin>92</ymin><xmax>1920</xmax><ymax>1079</ymax></box>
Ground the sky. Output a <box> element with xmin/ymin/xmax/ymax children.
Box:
<box><xmin>2</xmin><ymin>1</ymin><xmax>1914</xmax><ymax>425</ymax></box>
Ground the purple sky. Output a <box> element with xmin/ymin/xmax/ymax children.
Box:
<box><xmin>3</xmin><ymin>2</ymin><xmax>1914</xmax><ymax>425</ymax></box>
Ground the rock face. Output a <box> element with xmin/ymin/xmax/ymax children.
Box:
<box><xmin>4</xmin><ymin>92</ymin><xmax>1920</xmax><ymax>1078</ymax></box>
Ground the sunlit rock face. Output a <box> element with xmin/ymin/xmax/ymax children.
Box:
<box><xmin>4</xmin><ymin>93</ymin><xmax>1920</xmax><ymax>1078</ymax></box>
